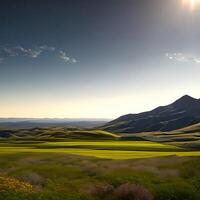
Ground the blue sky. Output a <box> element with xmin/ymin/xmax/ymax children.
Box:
<box><xmin>0</xmin><ymin>0</ymin><xmax>200</xmax><ymax>118</ymax></box>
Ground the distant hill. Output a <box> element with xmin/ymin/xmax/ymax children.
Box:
<box><xmin>0</xmin><ymin>127</ymin><xmax>119</xmax><ymax>141</ymax></box>
<box><xmin>132</xmin><ymin>123</ymin><xmax>200</xmax><ymax>150</ymax></box>
<box><xmin>101</xmin><ymin>95</ymin><xmax>200</xmax><ymax>133</ymax></box>
<box><xmin>0</xmin><ymin>119</ymin><xmax>109</xmax><ymax>129</ymax></box>
<box><xmin>174</xmin><ymin>123</ymin><xmax>200</xmax><ymax>133</ymax></box>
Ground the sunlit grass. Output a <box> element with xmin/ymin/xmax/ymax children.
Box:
<box><xmin>0</xmin><ymin>141</ymin><xmax>200</xmax><ymax>160</ymax></box>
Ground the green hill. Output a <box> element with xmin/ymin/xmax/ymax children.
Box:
<box><xmin>133</xmin><ymin>123</ymin><xmax>200</xmax><ymax>149</ymax></box>
<box><xmin>176</xmin><ymin>123</ymin><xmax>200</xmax><ymax>133</ymax></box>
<box><xmin>0</xmin><ymin>127</ymin><xmax>119</xmax><ymax>142</ymax></box>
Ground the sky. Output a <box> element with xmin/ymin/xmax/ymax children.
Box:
<box><xmin>0</xmin><ymin>0</ymin><xmax>200</xmax><ymax>119</ymax></box>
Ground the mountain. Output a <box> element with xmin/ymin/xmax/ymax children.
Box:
<box><xmin>0</xmin><ymin>119</ymin><xmax>109</xmax><ymax>129</ymax></box>
<box><xmin>101</xmin><ymin>95</ymin><xmax>200</xmax><ymax>133</ymax></box>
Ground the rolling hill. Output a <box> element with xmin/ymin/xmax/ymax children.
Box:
<box><xmin>101</xmin><ymin>95</ymin><xmax>200</xmax><ymax>133</ymax></box>
<box><xmin>0</xmin><ymin>127</ymin><xmax>119</xmax><ymax>141</ymax></box>
<box><xmin>0</xmin><ymin>123</ymin><xmax>200</xmax><ymax>149</ymax></box>
<box><xmin>132</xmin><ymin>123</ymin><xmax>200</xmax><ymax>149</ymax></box>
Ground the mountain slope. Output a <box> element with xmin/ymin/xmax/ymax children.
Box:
<box><xmin>132</xmin><ymin>123</ymin><xmax>200</xmax><ymax>149</ymax></box>
<box><xmin>101</xmin><ymin>95</ymin><xmax>200</xmax><ymax>133</ymax></box>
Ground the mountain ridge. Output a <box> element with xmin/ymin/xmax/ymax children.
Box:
<box><xmin>101</xmin><ymin>95</ymin><xmax>200</xmax><ymax>133</ymax></box>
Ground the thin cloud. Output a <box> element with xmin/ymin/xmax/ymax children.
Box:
<box><xmin>39</xmin><ymin>45</ymin><xmax>56</xmax><ymax>51</ymax></box>
<box><xmin>3</xmin><ymin>46</ymin><xmax>19</xmax><ymax>57</ymax></box>
<box><xmin>59</xmin><ymin>50</ymin><xmax>70</xmax><ymax>62</ymax></box>
<box><xmin>71</xmin><ymin>58</ymin><xmax>78</xmax><ymax>63</ymax></box>
<box><xmin>0</xmin><ymin>45</ymin><xmax>44</xmax><ymax>60</ymax></box>
<box><xmin>24</xmin><ymin>48</ymin><xmax>42</xmax><ymax>58</ymax></box>
<box><xmin>0</xmin><ymin>44</ymin><xmax>78</xmax><ymax>64</ymax></box>
<box><xmin>59</xmin><ymin>50</ymin><xmax>78</xmax><ymax>63</ymax></box>
<box><xmin>166</xmin><ymin>53</ymin><xmax>200</xmax><ymax>64</ymax></box>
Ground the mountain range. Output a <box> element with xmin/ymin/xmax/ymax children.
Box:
<box><xmin>101</xmin><ymin>95</ymin><xmax>200</xmax><ymax>133</ymax></box>
<box><xmin>0</xmin><ymin>119</ymin><xmax>109</xmax><ymax>129</ymax></box>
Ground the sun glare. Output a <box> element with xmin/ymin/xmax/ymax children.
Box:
<box><xmin>183</xmin><ymin>0</ymin><xmax>200</xmax><ymax>10</ymax></box>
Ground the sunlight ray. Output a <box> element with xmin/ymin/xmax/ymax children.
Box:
<box><xmin>182</xmin><ymin>0</ymin><xmax>200</xmax><ymax>10</ymax></box>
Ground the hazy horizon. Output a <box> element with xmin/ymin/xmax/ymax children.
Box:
<box><xmin>0</xmin><ymin>94</ymin><xmax>199</xmax><ymax>119</ymax></box>
<box><xmin>1</xmin><ymin>0</ymin><xmax>200</xmax><ymax>118</ymax></box>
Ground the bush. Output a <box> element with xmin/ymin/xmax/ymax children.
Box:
<box><xmin>21</xmin><ymin>172</ymin><xmax>46</xmax><ymax>189</ymax></box>
<box><xmin>0</xmin><ymin>176</ymin><xmax>33</xmax><ymax>193</ymax></box>
<box><xmin>88</xmin><ymin>183</ymin><xmax>153</xmax><ymax>200</ymax></box>
<box><xmin>87</xmin><ymin>183</ymin><xmax>114</xmax><ymax>199</ymax></box>
<box><xmin>154</xmin><ymin>182</ymin><xmax>200</xmax><ymax>200</ymax></box>
<box><xmin>108</xmin><ymin>183</ymin><xmax>153</xmax><ymax>200</ymax></box>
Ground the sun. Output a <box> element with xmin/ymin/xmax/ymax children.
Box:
<box><xmin>182</xmin><ymin>0</ymin><xmax>200</xmax><ymax>10</ymax></box>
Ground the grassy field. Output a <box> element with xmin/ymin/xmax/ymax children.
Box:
<box><xmin>133</xmin><ymin>123</ymin><xmax>200</xmax><ymax>150</ymax></box>
<box><xmin>1</xmin><ymin>128</ymin><xmax>200</xmax><ymax>199</ymax></box>
<box><xmin>0</xmin><ymin>141</ymin><xmax>200</xmax><ymax>160</ymax></box>
<box><xmin>0</xmin><ymin>127</ymin><xmax>119</xmax><ymax>141</ymax></box>
<box><xmin>0</xmin><ymin>149</ymin><xmax>200</xmax><ymax>200</ymax></box>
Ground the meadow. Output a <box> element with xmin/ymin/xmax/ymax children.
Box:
<box><xmin>0</xmin><ymin>149</ymin><xmax>200</xmax><ymax>200</ymax></box>
<box><xmin>0</xmin><ymin>141</ymin><xmax>200</xmax><ymax>160</ymax></box>
<box><xmin>1</xmin><ymin>128</ymin><xmax>200</xmax><ymax>199</ymax></box>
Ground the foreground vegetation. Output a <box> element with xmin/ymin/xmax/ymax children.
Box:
<box><xmin>0</xmin><ymin>126</ymin><xmax>200</xmax><ymax>199</ymax></box>
<box><xmin>0</xmin><ymin>152</ymin><xmax>200</xmax><ymax>200</ymax></box>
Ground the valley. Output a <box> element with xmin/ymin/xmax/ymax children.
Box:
<box><xmin>0</xmin><ymin>95</ymin><xmax>200</xmax><ymax>199</ymax></box>
<box><xmin>0</xmin><ymin>132</ymin><xmax>200</xmax><ymax>200</ymax></box>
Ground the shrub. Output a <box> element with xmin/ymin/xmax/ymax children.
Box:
<box><xmin>88</xmin><ymin>183</ymin><xmax>153</xmax><ymax>200</ymax></box>
<box><xmin>0</xmin><ymin>176</ymin><xmax>33</xmax><ymax>193</ymax></box>
<box><xmin>108</xmin><ymin>183</ymin><xmax>153</xmax><ymax>200</ymax></box>
<box><xmin>154</xmin><ymin>182</ymin><xmax>200</xmax><ymax>200</ymax></box>
<box><xmin>21</xmin><ymin>172</ymin><xmax>46</xmax><ymax>189</ymax></box>
<box><xmin>87</xmin><ymin>183</ymin><xmax>114</xmax><ymax>199</ymax></box>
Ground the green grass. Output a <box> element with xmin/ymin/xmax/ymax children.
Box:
<box><xmin>0</xmin><ymin>151</ymin><xmax>200</xmax><ymax>200</ymax></box>
<box><xmin>0</xmin><ymin>147</ymin><xmax>200</xmax><ymax>160</ymax></box>
<box><xmin>0</xmin><ymin>141</ymin><xmax>200</xmax><ymax>160</ymax></box>
<box><xmin>0</xmin><ymin>127</ymin><xmax>119</xmax><ymax>141</ymax></box>
<box><xmin>132</xmin><ymin>123</ymin><xmax>200</xmax><ymax>150</ymax></box>
<box><xmin>0</xmin><ymin>140</ymin><xmax>200</xmax><ymax>199</ymax></box>
<box><xmin>1</xmin><ymin>126</ymin><xmax>200</xmax><ymax>199</ymax></box>
<box><xmin>36</xmin><ymin>141</ymin><xmax>182</xmax><ymax>151</ymax></box>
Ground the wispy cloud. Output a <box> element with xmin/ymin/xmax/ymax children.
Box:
<box><xmin>71</xmin><ymin>58</ymin><xmax>78</xmax><ymax>63</ymax></box>
<box><xmin>166</xmin><ymin>53</ymin><xmax>200</xmax><ymax>64</ymax></box>
<box><xmin>0</xmin><ymin>44</ymin><xmax>78</xmax><ymax>64</ymax></box>
<box><xmin>0</xmin><ymin>45</ymin><xmax>43</xmax><ymax>59</ymax></box>
<box><xmin>59</xmin><ymin>50</ymin><xmax>70</xmax><ymax>62</ymax></box>
<box><xmin>21</xmin><ymin>47</ymin><xmax>42</xmax><ymax>58</ymax></box>
<box><xmin>39</xmin><ymin>45</ymin><xmax>56</xmax><ymax>51</ymax></box>
<box><xmin>59</xmin><ymin>50</ymin><xmax>78</xmax><ymax>63</ymax></box>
